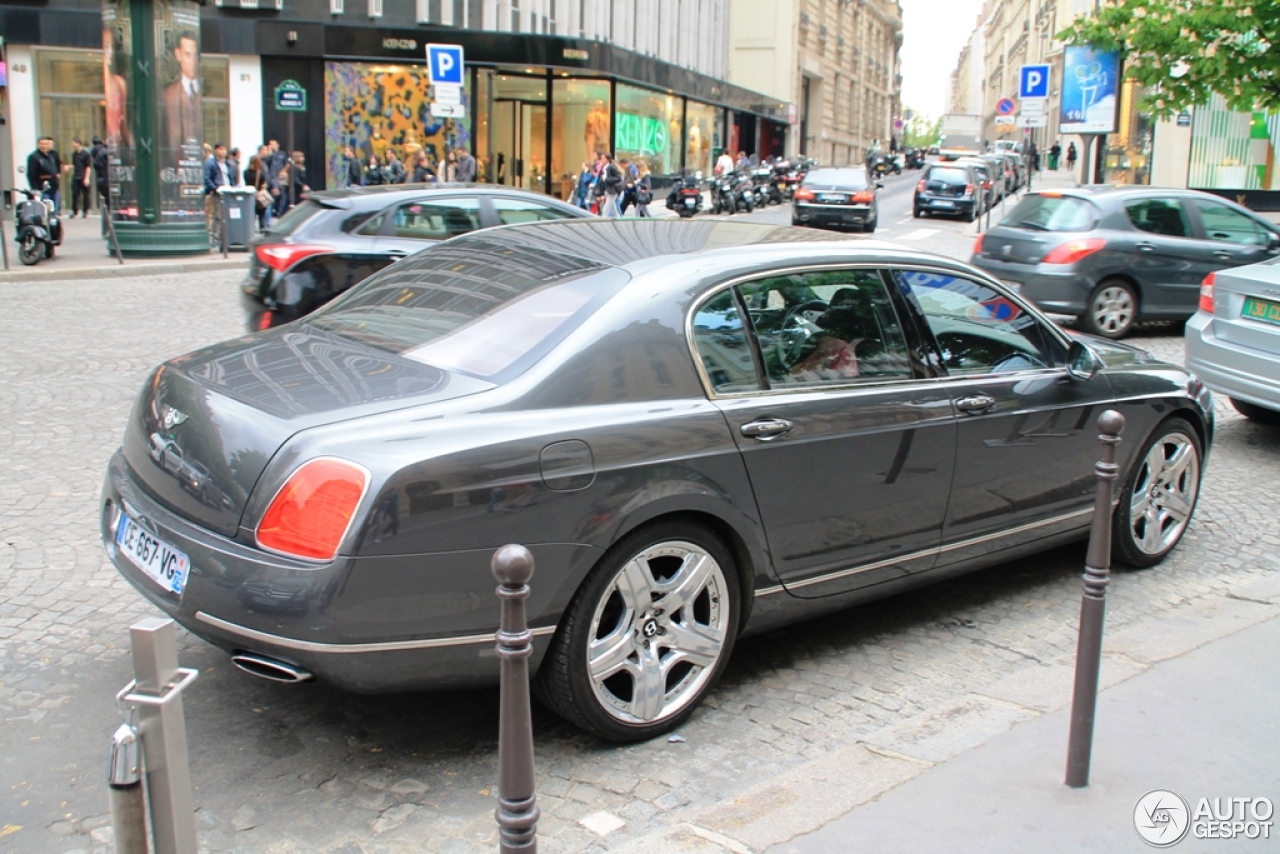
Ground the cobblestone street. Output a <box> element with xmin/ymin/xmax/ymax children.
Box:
<box><xmin>2</xmin><ymin>269</ymin><xmax>1278</xmax><ymax>854</ymax></box>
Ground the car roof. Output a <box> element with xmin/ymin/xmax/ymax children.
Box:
<box><xmin>305</xmin><ymin>183</ymin><xmax>587</xmax><ymax>211</ymax></box>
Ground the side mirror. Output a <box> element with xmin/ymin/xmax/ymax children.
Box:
<box><xmin>1067</xmin><ymin>339</ymin><xmax>1104</xmax><ymax>381</ymax></box>
<box><xmin>1266</xmin><ymin>233</ymin><xmax>1280</xmax><ymax>252</ymax></box>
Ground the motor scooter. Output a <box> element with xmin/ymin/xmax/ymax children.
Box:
<box><xmin>666</xmin><ymin>174</ymin><xmax>703</xmax><ymax>218</ymax></box>
<box><xmin>14</xmin><ymin>183</ymin><xmax>62</xmax><ymax>266</ymax></box>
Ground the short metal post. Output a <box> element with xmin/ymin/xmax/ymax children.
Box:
<box><xmin>219</xmin><ymin>193</ymin><xmax>229</xmax><ymax>258</ymax></box>
<box><xmin>127</xmin><ymin>617</ymin><xmax>199</xmax><ymax>854</ymax></box>
<box><xmin>1065</xmin><ymin>409</ymin><xmax>1125</xmax><ymax>788</ymax></box>
<box><xmin>0</xmin><ymin>196</ymin><xmax>10</xmax><ymax>271</ymax></box>
<box><xmin>492</xmin><ymin>545</ymin><xmax>539</xmax><ymax>853</ymax></box>
<box><xmin>108</xmin><ymin>722</ymin><xmax>148</xmax><ymax>854</ymax></box>
<box><xmin>103</xmin><ymin>201</ymin><xmax>125</xmax><ymax>265</ymax></box>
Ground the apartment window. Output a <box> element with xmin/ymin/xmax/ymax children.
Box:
<box><xmin>368</xmin><ymin>0</ymin><xmax>383</xmax><ymax>17</ymax></box>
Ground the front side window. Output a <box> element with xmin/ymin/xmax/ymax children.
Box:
<box><xmin>691</xmin><ymin>290</ymin><xmax>761</xmax><ymax>394</ymax></box>
<box><xmin>491</xmin><ymin>197</ymin><xmax>577</xmax><ymax>225</ymax></box>
<box><xmin>1125</xmin><ymin>198</ymin><xmax>1190</xmax><ymax>238</ymax></box>
<box><xmin>894</xmin><ymin>270</ymin><xmax>1063</xmax><ymax>375</ymax></box>
<box><xmin>738</xmin><ymin>270</ymin><xmax>913</xmax><ymax>389</ymax></box>
<box><xmin>1195</xmin><ymin>200</ymin><xmax>1270</xmax><ymax>246</ymax></box>
<box><xmin>389</xmin><ymin>197</ymin><xmax>482</xmax><ymax>240</ymax></box>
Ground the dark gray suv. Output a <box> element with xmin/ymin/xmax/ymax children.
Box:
<box><xmin>972</xmin><ymin>187</ymin><xmax>1280</xmax><ymax>337</ymax></box>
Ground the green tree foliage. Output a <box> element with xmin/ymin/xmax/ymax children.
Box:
<box><xmin>1058</xmin><ymin>0</ymin><xmax>1279</xmax><ymax>116</ymax></box>
<box><xmin>903</xmin><ymin>112</ymin><xmax>942</xmax><ymax>148</ymax></box>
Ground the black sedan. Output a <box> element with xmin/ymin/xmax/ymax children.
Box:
<box><xmin>102</xmin><ymin>220</ymin><xmax>1211</xmax><ymax>741</ymax></box>
<box><xmin>972</xmin><ymin>187</ymin><xmax>1280</xmax><ymax>338</ymax></box>
<box><xmin>792</xmin><ymin>167</ymin><xmax>882</xmax><ymax>232</ymax></box>
<box><xmin>242</xmin><ymin>183</ymin><xmax>591</xmax><ymax>331</ymax></box>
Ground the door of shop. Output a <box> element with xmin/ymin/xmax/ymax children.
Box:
<box><xmin>492</xmin><ymin>99</ymin><xmax>547</xmax><ymax>193</ymax></box>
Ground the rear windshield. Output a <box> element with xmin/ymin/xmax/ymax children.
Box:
<box><xmin>263</xmin><ymin>200</ymin><xmax>326</xmax><ymax>237</ymax></box>
<box><xmin>804</xmin><ymin>168</ymin><xmax>868</xmax><ymax>190</ymax></box>
<box><xmin>1000</xmin><ymin>195</ymin><xmax>1099</xmax><ymax>232</ymax></box>
<box><xmin>926</xmin><ymin>167</ymin><xmax>970</xmax><ymax>184</ymax></box>
<box><xmin>307</xmin><ymin>236</ymin><xmax>629</xmax><ymax>383</ymax></box>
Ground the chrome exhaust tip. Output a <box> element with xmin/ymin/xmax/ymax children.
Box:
<box><xmin>231</xmin><ymin>653</ymin><xmax>314</xmax><ymax>684</ymax></box>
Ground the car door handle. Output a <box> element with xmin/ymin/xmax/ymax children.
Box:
<box><xmin>1213</xmin><ymin>249</ymin><xmax>1234</xmax><ymax>260</ymax></box>
<box><xmin>740</xmin><ymin>418</ymin><xmax>795</xmax><ymax>441</ymax></box>
<box><xmin>954</xmin><ymin>394</ymin><xmax>996</xmax><ymax>414</ymax></box>
<box><xmin>1135</xmin><ymin>242</ymin><xmax>1156</xmax><ymax>252</ymax></box>
<box><xmin>387</xmin><ymin>250</ymin><xmax>408</xmax><ymax>258</ymax></box>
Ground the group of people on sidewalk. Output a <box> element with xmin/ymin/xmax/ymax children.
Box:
<box><xmin>24</xmin><ymin>137</ymin><xmax>110</xmax><ymax>219</ymax></box>
<box><xmin>572</xmin><ymin>151</ymin><xmax>653</xmax><ymax>217</ymax></box>
<box><xmin>337</xmin><ymin>145</ymin><xmax>477</xmax><ymax>189</ymax></box>
<box><xmin>201</xmin><ymin>139</ymin><xmax>309</xmax><ymax>235</ymax></box>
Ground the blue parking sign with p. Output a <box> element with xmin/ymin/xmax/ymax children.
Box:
<box><xmin>427</xmin><ymin>44</ymin><xmax>464</xmax><ymax>85</ymax></box>
<box><xmin>1019</xmin><ymin>64</ymin><xmax>1050</xmax><ymax>99</ymax></box>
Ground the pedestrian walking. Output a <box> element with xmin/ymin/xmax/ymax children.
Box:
<box><xmin>411</xmin><ymin>150</ymin><xmax>437</xmax><ymax>183</ymax></box>
<box><xmin>266</xmin><ymin>139</ymin><xmax>289</xmax><ymax>216</ymax></box>
<box><xmin>715</xmin><ymin>150</ymin><xmax>734</xmax><ymax>177</ymax></box>
<box><xmin>634</xmin><ymin>161</ymin><xmax>653</xmax><ymax>218</ymax></box>
<box><xmin>285</xmin><ymin>150</ymin><xmax>309</xmax><ymax>207</ymax></box>
<box><xmin>90</xmin><ymin>137</ymin><xmax>110</xmax><ymax>216</ymax></box>
<box><xmin>575</xmin><ymin>161</ymin><xmax>594</xmax><ymax>209</ymax></box>
<box><xmin>601</xmin><ymin>153</ymin><xmax>624</xmax><ymax>218</ymax></box>
<box><xmin>454</xmin><ymin>147</ymin><xmax>477</xmax><ymax>183</ymax></box>
<box><xmin>362</xmin><ymin>154</ymin><xmax>386</xmax><ymax>186</ymax></box>
<box><xmin>385</xmin><ymin>150</ymin><xmax>406</xmax><ymax>184</ymax></box>
<box><xmin>618</xmin><ymin>158</ymin><xmax>639</xmax><ymax>215</ymax></box>
<box><xmin>26</xmin><ymin>137</ymin><xmax>62</xmax><ymax>213</ymax></box>
<box><xmin>244</xmin><ymin>154</ymin><xmax>273</xmax><ymax>229</ymax></box>
<box><xmin>70</xmin><ymin>139</ymin><xmax>92</xmax><ymax>218</ymax></box>
<box><xmin>1066</xmin><ymin>142</ymin><xmax>1077</xmax><ymax>172</ymax></box>
<box><xmin>1049</xmin><ymin>142</ymin><xmax>1061</xmax><ymax>171</ymax></box>
<box><xmin>203</xmin><ymin>142</ymin><xmax>231</xmax><ymax>241</ymax></box>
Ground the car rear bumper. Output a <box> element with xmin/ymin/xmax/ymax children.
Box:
<box><xmin>971</xmin><ymin>258</ymin><xmax>1093</xmax><ymax>315</ymax></box>
<box><xmin>794</xmin><ymin>202</ymin><xmax>874</xmax><ymax>227</ymax></box>
<box><xmin>100</xmin><ymin>451</ymin><xmax>569</xmax><ymax>692</ymax></box>
<box><xmin>914</xmin><ymin>194</ymin><xmax>974</xmax><ymax>215</ymax></box>
<box><xmin>1185</xmin><ymin>312</ymin><xmax>1280</xmax><ymax>412</ymax></box>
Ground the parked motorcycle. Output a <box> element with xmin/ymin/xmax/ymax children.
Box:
<box><xmin>14</xmin><ymin>184</ymin><xmax>62</xmax><ymax>266</ymax></box>
<box><xmin>906</xmin><ymin>149</ymin><xmax>926</xmax><ymax>170</ymax></box>
<box><xmin>667</xmin><ymin>173</ymin><xmax>704</xmax><ymax>218</ymax></box>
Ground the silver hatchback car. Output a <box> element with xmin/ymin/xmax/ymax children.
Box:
<box><xmin>1185</xmin><ymin>256</ymin><xmax>1280</xmax><ymax>423</ymax></box>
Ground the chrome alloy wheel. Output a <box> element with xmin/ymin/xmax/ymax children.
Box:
<box><xmin>1090</xmin><ymin>285</ymin><xmax>1136</xmax><ymax>336</ymax></box>
<box><xmin>1128</xmin><ymin>433</ymin><xmax>1200</xmax><ymax>556</ymax></box>
<box><xmin>586</xmin><ymin>541</ymin><xmax>730</xmax><ymax>725</ymax></box>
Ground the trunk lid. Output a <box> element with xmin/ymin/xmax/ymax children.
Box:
<box><xmin>121</xmin><ymin>327</ymin><xmax>494</xmax><ymax>537</ymax></box>
<box><xmin>974</xmin><ymin>226</ymin><xmax>1051</xmax><ymax>264</ymax></box>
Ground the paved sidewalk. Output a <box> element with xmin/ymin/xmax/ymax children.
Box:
<box><xmin>0</xmin><ymin>210</ymin><xmax>249</xmax><ymax>283</ymax></box>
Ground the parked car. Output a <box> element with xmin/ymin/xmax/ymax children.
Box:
<box><xmin>951</xmin><ymin>157</ymin><xmax>1000</xmax><ymax>210</ymax></box>
<box><xmin>914</xmin><ymin>163</ymin><xmax>982</xmax><ymax>221</ymax></box>
<box><xmin>102</xmin><ymin>220</ymin><xmax>1211</xmax><ymax>741</ymax></box>
<box><xmin>241</xmin><ymin>184</ymin><xmax>591</xmax><ymax>331</ymax></box>
<box><xmin>792</xmin><ymin>166</ymin><xmax>883</xmax><ymax>232</ymax></box>
<box><xmin>1185</xmin><ymin>256</ymin><xmax>1280</xmax><ymax>423</ymax></box>
<box><xmin>971</xmin><ymin>187</ymin><xmax>1280</xmax><ymax>338</ymax></box>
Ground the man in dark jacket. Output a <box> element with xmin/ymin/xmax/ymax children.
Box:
<box><xmin>70</xmin><ymin>139</ymin><xmax>92</xmax><ymax>218</ymax></box>
<box><xmin>91</xmin><ymin>138</ymin><xmax>110</xmax><ymax>207</ymax></box>
<box><xmin>454</xmin><ymin>146</ymin><xmax>477</xmax><ymax>183</ymax></box>
<box><xmin>26</xmin><ymin>137</ymin><xmax>62</xmax><ymax>213</ymax></box>
<box><xmin>385</xmin><ymin>150</ymin><xmax>406</xmax><ymax>184</ymax></box>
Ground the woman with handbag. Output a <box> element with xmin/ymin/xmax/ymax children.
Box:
<box><xmin>245</xmin><ymin>154</ymin><xmax>273</xmax><ymax>229</ymax></box>
<box><xmin>634</xmin><ymin>161</ymin><xmax>653</xmax><ymax>218</ymax></box>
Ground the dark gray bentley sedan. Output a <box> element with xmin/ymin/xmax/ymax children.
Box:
<box><xmin>102</xmin><ymin>220</ymin><xmax>1212</xmax><ymax>740</ymax></box>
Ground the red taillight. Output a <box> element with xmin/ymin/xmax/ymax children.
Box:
<box><xmin>257</xmin><ymin>459</ymin><xmax>369</xmax><ymax>561</ymax></box>
<box><xmin>1041</xmin><ymin>237</ymin><xmax>1107</xmax><ymax>265</ymax></box>
<box><xmin>1199</xmin><ymin>271</ymin><xmax>1216</xmax><ymax>313</ymax></box>
<box><xmin>851</xmin><ymin>190</ymin><xmax>875</xmax><ymax>204</ymax></box>
<box><xmin>795</xmin><ymin>188</ymin><xmax>815</xmax><ymax>201</ymax></box>
<box><xmin>983</xmin><ymin>180</ymin><xmax>992</xmax><ymax>190</ymax></box>
<box><xmin>916</xmin><ymin>180</ymin><xmax>926</xmax><ymax>193</ymax></box>
<box><xmin>257</xmin><ymin>310</ymin><xmax>274</xmax><ymax>331</ymax></box>
<box><xmin>973</xmin><ymin>234</ymin><xmax>985</xmax><ymax>255</ymax></box>
<box><xmin>255</xmin><ymin>243</ymin><xmax>335</xmax><ymax>274</ymax></box>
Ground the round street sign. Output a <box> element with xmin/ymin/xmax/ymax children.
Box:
<box><xmin>996</xmin><ymin>98</ymin><xmax>1015</xmax><ymax>116</ymax></box>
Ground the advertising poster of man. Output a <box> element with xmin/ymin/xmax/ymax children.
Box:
<box><xmin>102</xmin><ymin>1</ymin><xmax>135</xmax><ymax>219</ymax></box>
<box><xmin>157</xmin><ymin>1</ymin><xmax>205</xmax><ymax>223</ymax></box>
<box><xmin>1060</xmin><ymin>46</ymin><xmax>1121</xmax><ymax>135</ymax></box>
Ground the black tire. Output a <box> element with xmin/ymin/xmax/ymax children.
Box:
<box><xmin>912</xmin><ymin>207</ymin><xmax>922</xmax><ymax>218</ymax></box>
<box><xmin>534</xmin><ymin>520</ymin><xmax>741</xmax><ymax>741</ymax></box>
<box><xmin>44</xmin><ymin>242</ymin><xmax>55</xmax><ymax>259</ymax></box>
<box><xmin>1080</xmin><ymin>278</ymin><xmax>1139</xmax><ymax>339</ymax></box>
<box><xmin>744</xmin><ymin>196</ymin><xmax>754</xmax><ymax>213</ymax></box>
<box><xmin>965</xmin><ymin>206</ymin><xmax>976</xmax><ymax>223</ymax></box>
<box><xmin>1230</xmin><ymin>398</ymin><xmax>1280</xmax><ymax>425</ymax></box>
<box><xmin>19</xmin><ymin>235</ymin><xmax>42</xmax><ymax>266</ymax></box>
<box><xmin>1112</xmin><ymin>417</ymin><xmax>1203</xmax><ymax>569</ymax></box>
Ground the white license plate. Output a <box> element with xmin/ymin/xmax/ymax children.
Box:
<box><xmin>820</xmin><ymin>194</ymin><xmax>847</xmax><ymax>203</ymax></box>
<box><xmin>116</xmin><ymin>512</ymin><xmax>190</xmax><ymax>596</ymax></box>
<box><xmin>932</xmin><ymin>200</ymin><xmax>955</xmax><ymax>208</ymax></box>
<box><xmin>684</xmin><ymin>198</ymin><xmax>696</xmax><ymax>207</ymax></box>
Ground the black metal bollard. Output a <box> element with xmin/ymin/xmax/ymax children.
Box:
<box><xmin>492</xmin><ymin>545</ymin><xmax>539</xmax><ymax>852</ymax></box>
<box><xmin>1065</xmin><ymin>409</ymin><xmax>1125</xmax><ymax>788</ymax></box>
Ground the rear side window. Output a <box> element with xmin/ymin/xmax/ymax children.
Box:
<box><xmin>264</xmin><ymin>200</ymin><xmax>324</xmax><ymax>236</ymax></box>
<box><xmin>492</xmin><ymin>198</ymin><xmax>578</xmax><ymax>225</ymax></box>
<box><xmin>927</xmin><ymin>167</ymin><xmax>970</xmax><ymax>184</ymax></box>
<box><xmin>1125</xmin><ymin>198</ymin><xmax>1190</xmax><ymax>238</ymax></box>
<box><xmin>1002</xmin><ymin>195</ymin><xmax>1099</xmax><ymax>232</ymax></box>
<box><xmin>389</xmin><ymin>198</ymin><xmax>482</xmax><ymax>240</ymax></box>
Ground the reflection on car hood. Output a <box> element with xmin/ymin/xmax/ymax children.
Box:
<box><xmin>1068</xmin><ymin>329</ymin><xmax>1156</xmax><ymax>369</ymax></box>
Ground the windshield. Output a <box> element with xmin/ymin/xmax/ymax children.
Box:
<box><xmin>1001</xmin><ymin>195</ymin><xmax>1099</xmax><ymax>232</ymax></box>
<box><xmin>804</xmin><ymin>168</ymin><xmax>869</xmax><ymax>190</ymax></box>
<box><xmin>926</xmin><ymin>167</ymin><xmax>970</xmax><ymax>184</ymax></box>
<box><xmin>307</xmin><ymin>236</ymin><xmax>629</xmax><ymax>383</ymax></box>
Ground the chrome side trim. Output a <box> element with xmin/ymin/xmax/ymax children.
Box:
<box><xmin>754</xmin><ymin>585</ymin><xmax>785</xmax><ymax>598</ymax></box>
<box><xmin>773</xmin><ymin>506</ymin><xmax>1093</xmax><ymax>594</ymax></box>
<box><xmin>195</xmin><ymin>611</ymin><xmax>557</xmax><ymax>654</ymax></box>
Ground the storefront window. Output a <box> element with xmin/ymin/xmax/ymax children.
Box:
<box><xmin>616</xmin><ymin>83</ymin><xmax>682</xmax><ymax>176</ymax></box>
<box><xmin>685</xmin><ymin>100</ymin><xmax>723</xmax><ymax>179</ymax></box>
<box><xmin>551</xmin><ymin>77</ymin><xmax>610</xmax><ymax>201</ymax></box>
<box><xmin>1102</xmin><ymin>77</ymin><xmax>1152</xmax><ymax>185</ymax></box>
<box><xmin>201</xmin><ymin>56</ymin><xmax>229</xmax><ymax>150</ymax></box>
<box><xmin>36</xmin><ymin>50</ymin><xmax>107</xmax><ymax>167</ymax></box>
<box><xmin>324</xmin><ymin>61</ymin><xmax>472</xmax><ymax>189</ymax></box>
<box><xmin>1188</xmin><ymin>94</ymin><xmax>1280</xmax><ymax>191</ymax></box>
